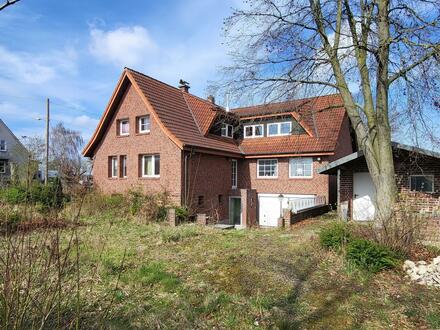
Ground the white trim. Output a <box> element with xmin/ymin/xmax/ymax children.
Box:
<box><xmin>231</xmin><ymin>159</ymin><xmax>238</xmax><ymax>189</ymax></box>
<box><xmin>409</xmin><ymin>174</ymin><xmax>434</xmax><ymax>193</ymax></box>
<box><xmin>229</xmin><ymin>196</ymin><xmax>242</xmax><ymax>226</ymax></box>
<box><xmin>119</xmin><ymin>119</ymin><xmax>130</xmax><ymax>136</ymax></box>
<box><xmin>141</xmin><ymin>154</ymin><xmax>160</xmax><ymax>178</ymax></box>
<box><xmin>267</xmin><ymin>121</ymin><xmax>292</xmax><ymax>137</ymax></box>
<box><xmin>0</xmin><ymin>140</ymin><xmax>6</xmax><ymax>152</ymax></box>
<box><xmin>244</xmin><ymin>124</ymin><xmax>264</xmax><ymax>138</ymax></box>
<box><xmin>289</xmin><ymin>157</ymin><xmax>314</xmax><ymax>178</ymax></box>
<box><xmin>221</xmin><ymin>123</ymin><xmax>233</xmax><ymax>138</ymax></box>
<box><xmin>257</xmin><ymin>158</ymin><xmax>278</xmax><ymax>178</ymax></box>
<box><xmin>138</xmin><ymin>116</ymin><xmax>151</xmax><ymax>134</ymax></box>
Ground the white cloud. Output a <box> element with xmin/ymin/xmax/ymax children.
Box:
<box><xmin>0</xmin><ymin>46</ymin><xmax>78</xmax><ymax>84</ymax></box>
<box><xmin>89</xmin><ymin>26</ymin><xmax>158</xmax><ymax>67</ymax></box>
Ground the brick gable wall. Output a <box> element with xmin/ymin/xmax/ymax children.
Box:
<box><xmin>92</xmin><ymin>83</ymin><xmax>182</xmax><ymax>203</ymax></box>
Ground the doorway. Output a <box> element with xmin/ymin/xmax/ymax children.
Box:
<box><xmin>229</xmin><ymin>197</ymin><xmax>242</xmax><ymax>225</ymax></box>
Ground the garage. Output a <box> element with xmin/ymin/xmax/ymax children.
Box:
<box><xmin>258</xmin><ymin>194</ymin><xmax>317</xmax><ymax>227</ymax></box>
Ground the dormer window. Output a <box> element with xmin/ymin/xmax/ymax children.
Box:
<box><xmin>268</xmin><ymin>121</ymin><xmax>291</xmax><ymax>137</ymax></box>
<box><xmin>244</xmin><ymin>124</ymin><xmax>264</xmax><ymax>138</ymax></box>
<box><xmin>119</xmin><ymin>119</ymin><xmax>129</xmax><ymax>136</ymax></box>
<box><xmin>221</xmin><ymin>123</ymin><xmax>233</xmax><ymax>138</ymax></box>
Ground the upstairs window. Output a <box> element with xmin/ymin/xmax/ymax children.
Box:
<box><xmin>221</xmin><ymin>123</ymin><xmax>233</xmax><ymax>138</ymax></box>
<box><xmin>289</xmin><ymin>157</ymin><xmax>313</xmax><ymax>178</ymax></box>
<box><xmin>110</xmin><ymin>156</ymin><xmax>118</xmax><ymax>178</ymax></box>
<box><xmin>0</xmin><ymin>160</ymin><xmax>6</xmax><ymax>173</ymax></box>
<box><xmin>268</xmin><ymin>121</ymin><xmax>291</xmax><ymax>136</ymax></box>
<box><xmin>257</xmin><ymin>159</ymin><xmax>278</xmax><ymax>178</ymax></box>
<box><xmin>0</xmin><ymin>140</ymin><xmax>6</xmax><ymax>151</ymax></box>
<box><xmin>244</xmin><ymin>124</ymin><xmax>264</xmax><ymax>138</ymax></box>
<box><xmin>410</xmin><ymin>175</ymin><xmax>434</xmax><ymax>193</ymax></box>
<box><xmin>142</xmin><ymin>154</ymin><xmax>160</xmax><ymax>177</ymax></box>
<box><xmin>138</xmin><ymin>116</ymin><xmax>151</xmax><ymax>134</ymax></box>
<box><xmin>119</xmin><ymin>119</ymin><xmax>129</xmax><ymax>136</ymax></box>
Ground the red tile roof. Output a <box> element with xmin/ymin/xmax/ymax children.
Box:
<box><xmin>83</xmin><ymin>68</ymin><xmax>347</xmax><ymax>158</ymax></box>
<box><xmin>233</xmin><ymin>94</ymin><xmax>347</xmax><ymax>156</ymax></box>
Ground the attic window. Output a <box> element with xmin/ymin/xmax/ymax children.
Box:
<box><xmin>138</xmin><ymin>116</ymin><xmax>151</xmax><ymax>134</ymax></box>
<box><xmin>119</xmin><ymin>119</ymin><xmax>129</xmax><ymax>136</ymax></box>
<box><xmin>0</xmin><ymin>140</ymin><xmax>6</xmax><ymax>152</ymax></box>
<box><xmin>244</xmin><ymin>124</ymin><xmax>264</xmax><ymax>138</ymax></box>
<box><xmin>221</xmin><ymin>123</ymin><xmax>233</xmax><ymax>138</ymax></box>
<box><xmin>268</xmin><ymin>122</ymin><xmax>291</xmax><ymax>136</ymax></box>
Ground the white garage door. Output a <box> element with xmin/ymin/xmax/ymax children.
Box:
<box><xmin>353</xmin><ymin>172</ymin><xmax>376</xmax><ymax>221</ymax></box>
<box><xmin>258</xmin><ymin>196</ymin><xmax>281</xmax><ymax>227</ymax></box>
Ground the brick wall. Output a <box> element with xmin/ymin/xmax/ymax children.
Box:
<box><xmin>93</xmin><ymin>83</ymin><xmax>182</xmax><ymax>203</ymax></box>
<box><xmin>186</xmin><ymin>152</ymin><xmax>238</xmax><ymax>221</ymax></box>
<box><xmin>240</xmin><ymin>157</ymin><xmax>331</xmax><ymax>202</ymax></box>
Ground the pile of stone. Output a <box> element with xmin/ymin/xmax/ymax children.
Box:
<box><xmin>403</xmin><ymin>256</ymin><xmax>440</xmax><ymax>287</ymax></box>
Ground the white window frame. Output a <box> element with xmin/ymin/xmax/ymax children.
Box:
<box><xmin>111</xmin><ymin>156</ymin><xmax>118</xmax><ymax>178</ymax></box>
<box><xmin>142</xmin><ymin>154</ymin><xmax>160</xmax><ymax>178</ymax></box>
<box><xmin>409</xmin><ymin>175</ymin><xmax>434</xmax><ymax>193</ymax></box>
<box><xmin>138</xmin><ymin>116</ymin><xmax>151</xmax><ymax>134</ymax></box>
<box><xmin>289</xmin><ymin>157</ymin><xmax>314</xmax><ymax>178</ymax></box>
<box><xmin>0</xmin><ymin>140</ymin><xmax>6</xmax><ymax>152</ymax></box>
<box><xmin>232</xmin><ymin>159</ymin><xmax>238</xmax><ymax>189</ymax></box>
<box><xmin>121</xmin><ymin>155</ymin><xmax>127</xmax><ymax>178</ymax></box>
<box><xmin>221</xmin><ymin>123</ymin><xmax>233</xmax><ymax>138</ymax></box>
<box><xmin>119</xmin><ymin>119</ymin><xmax>129</xmax><ymax>136</ymax></box>
<box><xmin>0</xmin><ymin>160</ymin><xmax>6</xmax><ymax>173</ymax></box>
<box><xmin>244</xmin><ymin>124</ymin><xmax>264</xmax><ymax>138</ymax></box>
<box><xmin>257</xmin><ymin>159</ymin><xmax>278</xmax><ymax>179</ymax></box>
<box><xmin>267</xmin><ymin>121</ymin><xmax>292</xmax><ymax>137</ymax></box>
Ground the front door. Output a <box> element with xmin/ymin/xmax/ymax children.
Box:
<box><xmin>353</xmin><ymin>172</ymin><xmax>376</xmax><ymax>221</ymax></box>
<box><xmin>229</xmin><ymin>197</ymin><xmax>241</xmax><ymax>225</ymax></box>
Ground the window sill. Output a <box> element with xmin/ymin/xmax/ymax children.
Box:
<box><xmin>256</xmin><ymin>176</ymin><xmax>278</xmax><ymax>180</ymax></box>
<box><xmin>289</xmin><ymin>176</ymin><xmax>314</xmax><ymax>180</ymax></box>
<box><xmin>136</xmin><ymin>131</ymin><xmax>150</xmax><ymax>136</ymax></box>
<box><xmin>116</xmin><ymin>135</ymin><xmax>129</xmax><ymax>138</ymax></box>
<box><xmin>140</xmin><ymin>176</ymin><xmax>160</xmax><ymax>180</ymax></box>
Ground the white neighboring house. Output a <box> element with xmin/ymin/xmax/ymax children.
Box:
<box><xmin>0</xmin><ymin>119</ymin><xmax>28</xmax><ymax>183</ymax></box>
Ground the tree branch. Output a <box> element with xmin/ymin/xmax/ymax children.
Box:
<box><xmin>0</xmin><ymin>0</ymin><xmax>20</xmax><ymax>11</ymax></box>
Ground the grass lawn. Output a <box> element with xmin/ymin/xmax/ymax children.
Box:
<box><xmin>61</xmin><ymin>213</ymin><xmax>439</xmax><ymax>329</ymax></box>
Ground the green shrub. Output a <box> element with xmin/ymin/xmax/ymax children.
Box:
<box><xmin>175</xmin><ymin>206</ymin><xmax>189</xmax><ymax>222</ymax></box>
<box><xmin>0</xmin><ymin>186</ymin><xmax>27</xmax><ymax>204</ymax></box>
<box><xmin>319</xmin><ymin>222</ymin><xmax>351</xmax><ymax>249</ymax></box>
<box><xmin>346</xmin><ymin>239</ymin><xmax>399</xmax><ymax>273</ymax></box>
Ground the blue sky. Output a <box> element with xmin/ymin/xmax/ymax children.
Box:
<box><xmin>0</xmin><ymin>0</ymin><xmax>240</xmax><ymax>140</ymax></box>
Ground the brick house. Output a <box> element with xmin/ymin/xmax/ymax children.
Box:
<box><xmin>318</xmin><ymin>142</ymin><xmax>440</xmax><ymax>222</ymax></box>
<box><xmin>83</xmin><ymin>68</ymin><xmax>354</xmax><ymax>227</ymax></box>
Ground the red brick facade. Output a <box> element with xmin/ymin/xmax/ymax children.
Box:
<box><xmin>92</xmin><ymin>84</ymin><xmax>182</xmax><ymax>203</ymax></box>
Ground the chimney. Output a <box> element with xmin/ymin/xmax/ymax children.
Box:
<box><xmin>178</xmin><ymin>79</ymin><xmax>190</xmax><ymax>93</ymax></box>
<box><xmin>207</xmin><ymin>95</ymin><xmax>215</xmax><ymax>104</ymax></box>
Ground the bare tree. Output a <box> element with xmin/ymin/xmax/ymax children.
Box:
<box><xmin>216</xmin><ymin>0</ymin><xmax>440</xmax><ymax>223</ymax></box>
<box><xmin>50</xmin><ymin>123</ymin><xmax>87</xmax><ymax>189</ymax></box>
<box><xmin>0</xmin><ymin>0</ymin><xmax>20</xmax><ymax>12</ymax></box>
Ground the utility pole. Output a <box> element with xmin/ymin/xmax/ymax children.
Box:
<box><xmin>45</xmin><ymin>98</ymin><xmax>50</xmax><ymax>185</ymax></box>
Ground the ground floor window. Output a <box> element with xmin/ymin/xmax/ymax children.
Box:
<box><xmin>410</xmin><ymin>175</ymin><xmax>434</xmax><ymax>193</ymax></box>
<box><xmin>142</xmin><ymin>154</ymin><xmax>160</xmax><ymax>177</ymax></box>
<box><xmin>0</xmin><ymin>160</ymin><xmax>6</xmax><ymax>173</ymax></box>
<box><xmin>257</xmin><ymin>159</ymin><xmax>278</xmax><ymax>178</ymax></box>
<box><xmin>120</xmin><ymin>155</ymin><xmax>127</xmax><ymax>178</ymax></box>
<box><xmin>110</xmin><ymin>156</ymin><xmax>118</xmax><ymax>178</ymax></box>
